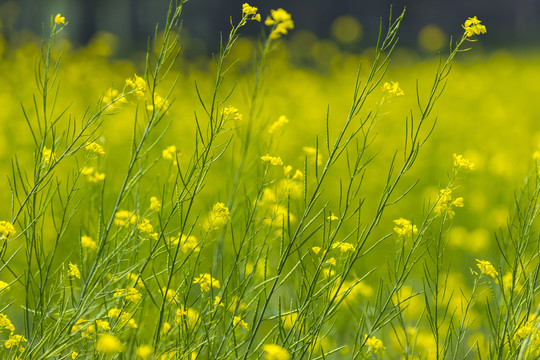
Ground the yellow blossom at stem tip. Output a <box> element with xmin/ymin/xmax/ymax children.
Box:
<box><xmin>476</xmin><ymin>259</ymin><xmax>498</xmax><ymax>278</ymax></box>
<box><xmin>54</xmin><ymin>14</ymin><xmax>66</xmax><ymax>25</ymax></box>
<box><xmin>462</xmin><ymin>16</ymin><xmax>486</xmax><ymax>37</ymax></box>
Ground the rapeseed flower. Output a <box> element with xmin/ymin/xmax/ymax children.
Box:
<box><xmin>0</xmin><ymin>221</ymin><xmax>16</xmax><ymax>239</ymax></box>
<box><xmin>262</xmin><ymin>344</ymin><xmax>290</xmax><ymax>360</ymax></box>
<box><xmin>96</xmin><ymin>333</ymin><xmax>123</xmax><ymax>354</ymax></box>
<box><xmin>462</xmin><ymin>16</ymin><xmax>486</xmax><ymax>37</ymax></box>
<box><xmin>365</xmin><ymin>335</ymin><xmax>385</xmax><ymax>355</ymax></box>
<box><xmin>382</xmin><ymin>81</ymin><xmax>404</xmax><ymax>96</ymax></box>
<box><xmin>136</xmin><ymin>345</ymin><xmax>153</xmax><ymax>359</ymax></box>
<box><xmin>261</xmin><ymin>154</ymin><xmax>284</xmax><ymax>166</ymax></box>
<box><xmin>453</xmin><ymin>153</ymin><xmax>475</xmax><ymax>170</ymax></box>
<box><xmin>302</xmin><ymin>146</ymin><xmax>323</xmax><ymax>166</ymax></box>
<box><xmin>162</xmin><ymin>145</ymin><xmax>179</xmax><ymax>164</ymax></box>
<box><xmin>193</xmin><ymin>273</ymin><xmax>220</xmax><ymax>292</ymax></box>
<box><xmin>476</xmin><ymin>259</ymin><xmax>498</xmax><ymax>278</ymax></box>
<box><xmin>0</xmin><ymin>314</ymin><xmax>15</xmax><ymax>332</ymax></box>
<box><xmin>125</xmin><ymin>74</ymin><xmax>146</xmax><ymax>100</ymax></box>
<box><xmin>42</xmin><ymin>146</ymin><xmax>56</xmax><ymax>165</ymax></box>
<box><xmin>150</xmin><ymin>196</ymin><xmax>161</xmax><ymax>211</ymax></box>
<box><xmin>54</xmin><ymin>14</ymin><xmax>66</xmax><ymax>25</ymax></box>
<box><xmin>233</xmin><ymin>316</ymin><xmax>249</xmax><ymax>330</ymax></box>
<box><xmin>268</xmin><ymin>115</ymin><xmax>289</xmax><ymax>134</ymax></box>
<box><xmin>114</xmin><ymin>287</ymin><xmax>142</xmax><ymax>302</ymax></box>
<box><xmin>206</xmin><ymin>202</ymin><xmax>230</xmax><ymax>229</ymax></box>
<box><xmin>393</xmin><ymin>218</ymin><xmax>418</xmax><ymax>237</ymax></box>
<box><xmin>85</xmin><ymin>142</ymin><xmax>105</xmax><ymax>155</ymax></box>
<box><xmin>68</xmin><ymin>262</ymin><xmax>81</xmax><ymax>279</ymax></box>
<box><xmin>81</xmin><ymin>235</ymin><xmax>98</xmax><ymax>250</ymax></box>
<box><xmin>332</xmin><ymin>242</ymin><xmax>355</xmax><ymax>253</ymax></box>
<box><xmin>433</xmin><ymin>189</ymin><xmax>464</xmax><ymax>219</ymax></box>
<box><xmin>0</xmin><ymin>281</ymin><xmax>9</xmax><ymax>291</ymax></box>
<box><xmin>4</xmin><ymin>333</ymin><xmax>27</xmax><ymax>349</ymax></box>
<box><xmin>242</xmin><ymin>3</ymin><xmax>261</xmax><ymax>22</ymax></box>
<box><xmin>265</xmin><ymin>9</ymin><xmax>294</xmax><ymax>39</ymax></box>
<box><xmin>327</xmin><ymin>213</ymin><xmax>339</xmax><ymax>221</ymax></box>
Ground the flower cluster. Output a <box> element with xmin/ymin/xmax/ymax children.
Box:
<box><xmin>85</xmin><ymin>142</ymin><xmax>105</xmax><ymax>155</ymax></box>
<box><xmin>265</xmin><ymin>9</ymin><xmax>294</xmax><ymax>39</ymax></box>
<box><xmin>81</xmin><ymin>166</ymin><xmax>106</xmax><ymax>183</ymax></box>
<box><xmin>393</xmin><ymin>218</ymin><xmax>418</xmax><ymax>237</ymax></box>
<box><xmin>193</xmin><ymin>273</ymin><xmax>220</xmax><ymax>292</ymax></box>
<box><xmin>0</xmin><ymin>221</ymin><xmax>16</xmax><ymax>239</ymax></box>
<box><xmin>206</xmin><ymin>202</ymin><xmax>230</xmax><ymax>230</ymax></box>
<box><xmin>476</xmin><ymin>259</ymin><xmax>498</xmax><ymax>278</ymax></box>
<box><xmin>125</xmin><ymin>74</ymin><xmax>146</xmax><ymax>100</ymax></box>
<box><xmin>382</xmin><ymin>81</ymin><xmax>404</xmax><ymax>97</ymax></box>
<box><xmin>433</xmin><ymin>189</ymin><xmax>464</xmax><ymax>219</ymax></box>
<box><xmin>262</xmin><ymin>344</ymin><xmax>290</xmax><ymax>360</ymax></box>
<box><xmin>268</xmin><ymin>115</ymin><xmax>289</xmax><ymax>134</ymax></box>
<box><xmin>261</xmin><ymin>154</ymin><xmax>284</xmax><ymax>166</ymax></box>
<box><xmin>365</xmin><ymin>335</ymin><xmax>385</xmax><ymax>355</ymax></box>
<box><xmin>453</xmin><ymin>153</ymin><xmax>475</xmax><ymax>170</ymax></box>
<box><xmin>462</xmin><ymin>16</ymin><xmax>487</xmax><ymax>38</ymax></box>
<box><xmin>242</xmin><ymin>3</ymin><xmax>261</xmax><ymax>23</ymax></box>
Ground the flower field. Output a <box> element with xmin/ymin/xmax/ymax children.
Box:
<box><xmin>1</xmin><ymin>2</ymin><xmax>540</xmax><ymax>359</ymax></box>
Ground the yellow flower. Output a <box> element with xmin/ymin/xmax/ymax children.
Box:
<box><xmin>71</xmin><ymin>318</ymin><xmax>87</xmax><ymax>334</ymax></box>
<box><xmin>302</xmin><ymin>146</ymin><xmax>323</xmax><ymax>166</ymax></box>
<box><xmin>137</xmin><ymin>345</ymin><xmax>153</xmax><ymax>359</ymax></box>
<box><xmin>96</xmin><ymin>320</ymin><xmax>111</xmax><ymax>331</ymax></box>
<box><xmin>68</xmin><ymin>262</ymin><xmax>81</xmax><ymax>279</ymax></box>
<box><xmin>71</xmin><ymin>351</ymin><xmax>79</xmax><ymax>359</ymax></box>
<box><xmin>242</xmin><ymin>3</ymin><xmax>261</xmax><ymax>22</ymax></box>
<box><xmin>311</xmin><ymin>246</ymin><xmax>321</xmax><ymax>255</ymax></box>
<box><xmin>81</xmin><ymin>235</ymin><xmax>98</xmax><ymax>250</ymax></box>
<box><xmin>81</xmin><ymin>166</ymin><xmax>106</xmax><ymax>183</ymax></box>
<box><xmin>0</xmin><ymin>281</ymin><xmax>9</xmax><ymax>291</ymax></box>
<box><xmin>0</xmin><ymin>314</ymin><xmax>15</xmax><ymax>332</ymax></box>
<box><xmin>162</xmin><ymin>145</ymin><xmax>179</xmax><ymax>164</ymax></box>
<box><xmin>365</xmin><ymin>335</ymin><xmax>385</xmax><ymax>355</ymax></box>
<box><xmin>453</xmin><ymin>154</ymin><xmax>475</xmax><ymax>170</ymax></box>
<box><xmin>114</xmin><ymin>210</ymin><xmax>138</xmax><ymax>226</ymax></box>
<box><xmin>206</xmin><ymin>202</ymin><xmax>231</xmax><ymax>229</ymax></box>
<box><xmin>261</xmin><ymin>154</ymin><xmax>284</xmax><ymax>166</ymax></box>
<box><xmin>42</xmin><ymin>146</ymin><xmax>57</xmax><ymax>165</ymax></box>
<box><xmin>162</xmin><ymin>322</ymin><xmax>172</xmax><ymax>334</ymax></box>
<box><xmin>382</xmin><ymin>81</ymin><xmax>404</xmax><ymax>96</ymax></box>
<box><xmin>147</xmin><ymin>93</ymin><xmax>170</xmax><ymax>112</ymax></box>
<box><xmin>138</xmin><ymin>218</ymin><xmax>155</xmax><ymax>234</ymax></box>
<box><xmin>126</xmin><ymin>74</ymin><xmax>146</xmax><ymax>100</ymax></box>
<box><xmin>268</xmin><ymin>115</ymin><xmax>289</xmax><ymax>134</ymax></box>
<box><xmin>4</xmin><ymin>333</ymin><xmax>27</xmax><ymax>349</ymax></box>
<box><xmin>85</xmin><ymin>142</ymin><xmax>105</xmax><ymax>155</ymax></box>
<box><xmin>169</xmin><ymin>234</ymin><xmax>200</xmax><ymax>253</ymax></box>
<box><xmin>331</xmin><ymin>242</ymin><xmax>355</xmax><ymax>253</ymax></box>
<box><xmin>262</xmin><ymin>344</ymin><xmax>290</xmax><ymax>360</ymax></box>
<box><xmin>325</xmin><ymin>257</ymin><xmax>336</xmax><ymax>266</ymax></box>
<box><xmin>476</xmin><ymin>259</ymin><xmax>498</xmax><ymax>278</ymax></box>
<box><xmin>327</xmin><ymin>213</ymin><xmax>339</xmax><ymax>221</ymax></box>
<box><xmin>114</xmin><ymin>287</ymin><xmax>142</xmax><ymax>302</ymax></box>
<box><xmin>223</xmin><ymin>106</ymin><xmax>243</xmax><ymax>125</ymax></box>
<box><xmin>54</xmin><ymin>14</ymin><xmax>66</xmax><ymax>25</ymax></box>
<box><xmin>233</xmin><ymin>316</ymin><xmax>249</xmax><ymax>330</ymax></box>
<box><xmin>462</xmin><ymin>16</ymin><xmax>486</xmax><ymax>37</ymax></box>
<box><xmin>96</xmin><ymin>333</ymin><xmax>123</xmax><ymax>354</ymax></box>
<box><xmin>0</xmin><ymin>221</ymin><xmax>16</xmax><ymax>239</ymax></box>
<box><xmin>193</xmin><ymin>273</ymin><xmax>220</xmax><ymax>292</ymax></box>
<box><xmin>265</xmin><ymin>9</ymin><xmax>294</xmax><ymax>39</ymax></box>
<box><xmin>393</xmin><ymin>218</ymin><xmax>418</xmax><ymax>237</ymax></box>
<box><xmin>150</xmin><ymin>196</ymin><xmax>161</xmax><ymax>211</ymax></box>
<box><xmin>433</xmin><ymin>189</ymin><xmax>463</xmax><ymax>219</ymax></box>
